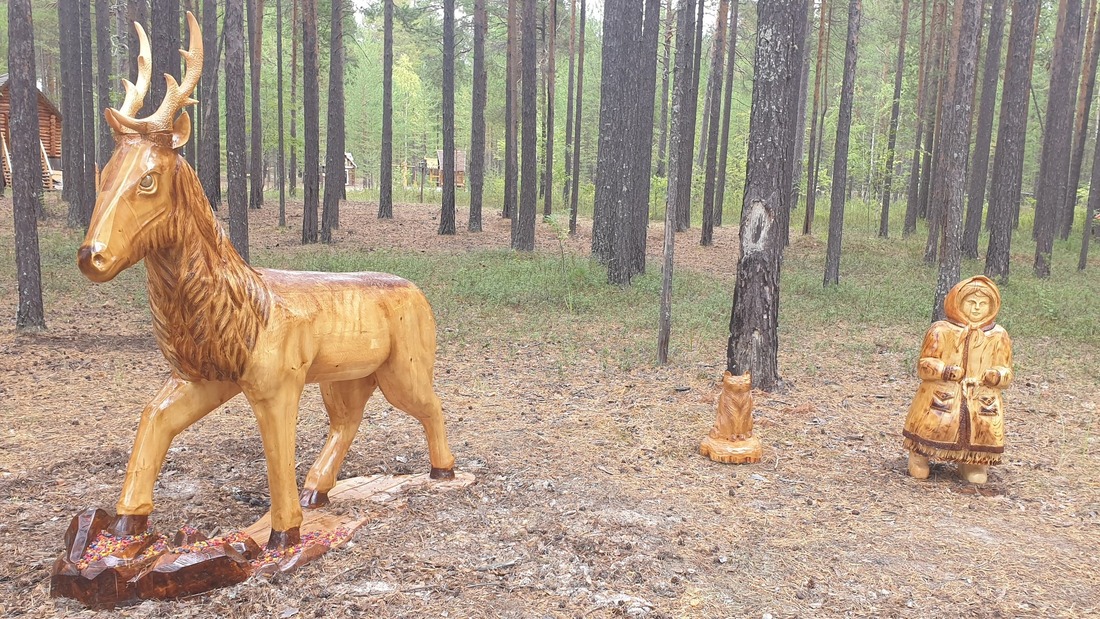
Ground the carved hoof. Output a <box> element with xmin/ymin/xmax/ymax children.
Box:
<box><xmin>299</xmin><ymin>488</ymin><xmax>330</xmax><ymax>509</ymax></box>
<box><xmin>430</xmin><ymin>467</ymin><xmax>456</xmax><ymax>480</ymax></box>
<box><xmin>108</xmin><ymin>514</ymin><xmax>149</xmax><ymax>537</ymax></box>
<box><xmin>266</xmin><ymin>527</ymin><xmax>301</xmax><ymax>550</ymax></box>
<box><xmin>699</xmin><ymin>435</ymin><xmax>762</xmax><ymax>464</ymax></box>
<box><xmin>958</xmin><ymin>463</ymin><xmax>988</xmax><ymax>484</ymax></box>
<box><xmin>907</xmin><ymin>452</ymin><xmax>930</xmax><ymax>479</ymax></box>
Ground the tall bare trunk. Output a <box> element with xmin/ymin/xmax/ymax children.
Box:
<box><xmin>879</xmin><ymin>0</ymin><xmax>910</xmax><ymax>238</ymax></box>
<box><xmin>823</xmin><ymin>0</ymin><xmax>860</xmax><ymax>287</ymax></box>
<box><xmin>247</xmin><ymin>0</ymin><xmax>265</xmax><ymax>210</ymax></box>
<box><xmin>700</xmin><ymin>0</ymin><xmax>730</xmax><ymax>246</ymax></box>
<box><xmin>469</xmin><ymin>0</ymin><xmax>488</xmax><ymax>231</ymax></box>
<box><xmin>714</xmin><ymin>0</ymin><xmax>740</xmax><ymax>228</ymax></box>
<box><xmin>1062</xmin><ymin>0</ymin><xmax>1100</xmax><ymax>238</ymax></box>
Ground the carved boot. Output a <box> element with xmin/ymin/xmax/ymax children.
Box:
<box><xmin>957</xmin><ymin>463</ymin><xmax>988</xmax><ymax>484</ymax></box>
<box><xmin>907</xmin><ymin>451</ymin><xmax>930</xmax><ymax>479</ymax></box>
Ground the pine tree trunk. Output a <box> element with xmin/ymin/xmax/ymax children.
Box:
<box><xmin>543</xmin><ymin>0</ymin><xmax>557</xmax><ymax>219</ymax></box>
<box><xmin>902</xmin><ymin>0</ymin><xmax>929</xmax><ymax>235</ymax></box>
<box><xmin>1034</xmin><ymin>0</ymin><xmax>1083</xmax><ymax>277</ymax></box>
<box><xmin>200</xmin><ymin>0</ymin><xmax>223</xmax><ymax>210</ymax></box>
<box><xmin>59</xmin><ymin>0</ymin><xmax>84</xmax><ymax>221</ymax></box>
<box><xmin>1080</xmin><ymin>113</ymin><xmax>1100</xmax><ymax>269</ymax></box>
<box><xmin>379</xmin><ymin>0</ymin><xmax>393</xmax><ymax>218</ymax></box>
<box><xmin>569</xmin><ymin>0</ymin><xmax>587</xmax><ymax>236</ymax></box>
<box><xmin>961</xmin><ymin>0</ymin><xmax>1006</xmax><ymax>255</ymax></box>
<box><xmin>727</xmin><ymin>0</ymin><xmax>805</xmax><ymax>392</ymax></box>
<box><xmin>626</xmin><ymin>0</ymin><xmax>662</xmax><ymax>277</ymax></box>
<box><xmin>129</xmin><ymin>1</ymin><xmax>150</xmax><ymax>91</ymax></box>
<box><xmin>95</xmin><ymin>0</ymin><xmax>114</xmax><ymax>169</ymax></box>
<box><xmin>504</xmin><ymin>0</ymin><xmax>519</xmax><ymax>219</ymax></box>
<box><xmin>916</xmin><ymin>0</ymin><xmax>946</xmax><ymax>226</ymax></box>
<box><xmin>802</xmin><ymin>0</ymin><xmax>828</xmax><ymax>235</ymax></box>
<box><xmin>879</xmin><ymin>0</ymin><xmax>910</xmax><ymax>238</ymax></box>
<box><xmin>151</xmin><ymin>0</ymin><xmax>181</xmax><ymax>116</ymax></box>
<box><xmin>563</xmin><ymin>0</ymin><xmax>578</xmax><ymax>202</ymax></box>
<box><xmin>789</xmin><ymin>3</ymin><xmax>811</xmax><ymax>217</ymax></box>
<box><xmin>823</xmin><ymin>0</ymin><xmax>861</xmax><ymax>287</ymax></box>
<box><xmin>247</xmin><ymin>0</ymin><xmax>265</xmax><ymax>210</ymax></box>
<box><xmin>513</xmin><ymin>0</ymin><xmax>538</xmax><ymax>250</ymax></box>
<box><xmin>79</xmin><ymin>0</ymin><xmax>97</xmax><ymax>227</ymax></box>
<box><xmin>1062</xmin><ymin>0</ymin><xmax>1100</xmax><ymax>239</ymax></box>
<box><xmin>277</xmin><ymin>0</ymin><xmax>287</xmax><ymax>226</ymax></box>
<box><xmin>714</xmin><ymin>0</ymin><xmax>739</xmax><ymax>228</ymax></box>
<box><xmin>675</xmin><ymin>0</ymin><xmax>705</xmax><ymax>232</ymax></box>
<box><xmin>931</xmin><ymin>0</ymin><xmax>982</xmax><ymax>319</ymax></box>
<box><xmin>985</xmin><ymin>0</ymin><xmax>1040</xmax><ymax>282</ymax></box>
<box><xmin>301</xmin><ymin>0</ymin><xmax>319</xmax><ymax>242</ymax></box>
<box><xmin>8</xmin><ymin>0</ymin><xmax>47</xmax><ymax>329</ymax></box>
<box><xmin>290</xmin><ymin>0</ymin><xmax>299</xmax><ymax>197</ymax></box>
<box><xmin>779</xmin><ymin>3</ymin><xmax>809</xmax><ymax>247</ymax></box>
<box><xmin>700</xmin><ymin>0</ymin><xmax>730</xmax><ymax>246</ymax></box>
<box><xmin>666</xmin><ymin>0</ymin><xmax>696</xmax><ymax>238</ymax></box>
<box><xmin>321</xmin><ymin>0</ymin><xmax>345</xmax><ymax>242</ymax></box>
<box><xmin>440</xmin><ymin>0</ymin><xmax>457</xmax><ymax>234</ymax></box>
<box><xmin>469</xmin><ymin>0</ymin><xmax>488</xmax><ymax>232</ymax></box>
<box><xmin>695</xmin><ymin>37</ymin><xmax>716</xmax><ymax>170</ymax></box>
<box><xmin>226</xmin><ymin>0</ymin><xmax>250</xmax><ymax>259</ymax></box>
<box><xmin>655</xmin><ymin>0</ymin><xmax>674</xmax><ymax>178</ymax></box>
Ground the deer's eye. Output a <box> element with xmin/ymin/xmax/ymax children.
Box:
<box><xmin>138</xmin><ymin>174</ymin><xmax>155</xmax><ymax>191</ymax></box>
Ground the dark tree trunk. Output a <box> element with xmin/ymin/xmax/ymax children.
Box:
<box><xmin>504</xmin><ymin>0</ymin><xmax>519</xmax><ymax>219</ymax></box>
<box><xmin>985</xmin><ymin>0</ymin><xmax>1040</xmax><ymax>282</ymax></box>
<box><xmin>440</xmin><ymin>0</ymin><xmax>457</xmax><ymax>234</ymax></box>
<box><xmin>469</xmin><ymin>0</ymin><xmax>488</xmax><ymax>231</ymax></box>
<box><xmin>675</xmin><ymin>0</ymin><xmax>705</xmax><ymax>231</ymax></box>
<box><xmin>543</xmin><ymin>0</ymin><xmax>557</xmax><ymax>219</ymax></box>
<box><xmin>592</xmin><ymin>0</ymin><xmax>630</xmax><ymax>261</ymax></box>
<box><xmin>714</xmin><ymin>0</ymin><xmax>740</xmax><ymax>228</ymax></box>
<box><xmin>700</xmin><ymin>0</ymin><xmax>730</xmax><ymax>246</ymax></box>
<box><xmin>247</xmin><ymin>0</ymin><xmax>265</xmax><ymax>210</ymax></box>
<box><xmin>301</xmin><ymin>0</ymin><xmax>319</xmax><ymax>243</ymax></box>
<box><xmin>626</xmin><ymin>0</ymin><xmax>662</xmax><ymax>276</ymax></box>
<box><xmin>778</xmin><ymin>1</ymin><xmax>809</xmax><ymax>247</ymax></box>
<box><xmin>568</xmin><ymin>0</ymin><xmax>587</xmax><ymax>236</ymax></box>
<box><xmin>879</xmin><ymin>0</ymin><xmax>911</xmax><ymax>238</ymax></box>
<box><xmin>1080</xmin><ymin>110</ymin><xmax>1100</xmax><ymax>269</ymax></box>
<box><xmin>802</xmin><ymin>0</ymin><xmax>828</xmax><ymax>235</ymax></box>
<box><xmin>79</xmin><ymin>0</ymin><xmax>97</xmax><ymax>227</ymax></box>
<box><xmin>563</xmin><ymin>0</ymin><xmax>578</xmax><ymax>202</ymax></box>
<box><xmin>823</xmin><ymin>0</ymin><xmax>861</xmax><ymax>287</ymax></box>
<box><xmin>200</xmin><ymin>0</ymin><xmax>223</xmax><ymax>210</ymax></box>
<box><xmin>916</xmin><ymin>0</ymin><xmax>946</xmax><ymax>226</ymax></box>
<box><xmin>665</xmin><ymin>0</ymin><xmax>696</xmax><ymax>238</ymax></box>
<box><xmin>290</xmin><ymin>0</ymin><xmax>299</xmax><ymax>197</ymax></box>
<box><xmin>277</xmin><ymin>0</ymin><xmax>287</xmax><ymax>226</ymax></box>
<box><xmin>59</xmin><ymin>0</ymin><xmax>84</xmax><ymax>222</ymax></box>
<box><xmin>695</xmin><ymin>35</ymin><xmax>716</xmax><ymax>170</ymax></box>
<box><xmin>902</xmin><ymin>0</ymin><xmax>929</xmax><ymax>235</ymax></box>
<box><xmin>962</xmin><ymin>0</ymin><xmax>1006</xmax><ymax>255</ymax></box>
<box><xmin>129</xmin><ymin>0</ymin><xmax>150</xmax><ymax>86</ymax></box>
<box><xmin>931</xmin><ymin>0</ymin><xmax>982</xmax><ymax>319</ymax></box>
<box><xmin>151</xmin><ymin>0</ymin><xmax>181</xmax><ymax>116</ymax></box>
<box><xmin>789</xmin><ymin>2</ymin><xmax>811</xmax><ymax>216</ymax></box>
<box><xmin>95</xmin><ymin>0</ymin><xmax>114</xmax><ymax>169</ymax></box>
<box><xmin>322</xmin><ymin>0</ymin><xmax>345</xmax><ymax>242</ymax></box>
<box><xmin>379</xmin><ymin>0</ymin><xmax>393</xmax><ymax>218</ymax></box>
<box><xmin>8</xmin><ymin>0</ymin><xmax>47</xmax><ymax>329</ymax></box>
<box><xmin>1034</xmin><ymin>0</ymin><xmax>1083</xmax><ymax>277</ymax></box>
<box><xmin>727</xmin><ymin>0</ymin><xmax>805</xmax><ymax>392</ymax></box>
<box><xmin>513</xmin><ymin>0</ymin><xmax>538</xmax><ymax>250</ymax></box>
<box><xmin>226</xmin><ymin>0</ymin><xmax>250</xmax><ymax>259</ymax></box>
<box><xmin>655</xmin><ymin>0</ymin><xmax>674</xmax><ymax>178</ymax></box>
<box><xmin>1062</xmin><ymin>0</ymin><xmax>1100</xmax><ymax>239</ymax></box>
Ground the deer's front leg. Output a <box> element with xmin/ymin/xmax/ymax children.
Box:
<box><xmin>111</xmin><ymin>376</ymin><xmax>241</xmax><ymax>536</ymax></box>
<box><xmin>243</xmin><ymin>378</ymin><xmax>306</xmax><ymax>549</ymax></box>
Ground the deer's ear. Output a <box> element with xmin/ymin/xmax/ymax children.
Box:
<box><xmin>171</xmin><ymin>111</ymin><xmax>191</xmax><ymax>150</ymax></box>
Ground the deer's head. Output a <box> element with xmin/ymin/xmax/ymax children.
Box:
<box><xmin>78</xmin><ymin>13</ymin><xmax>203</xmax><ymax>283</ymax></box>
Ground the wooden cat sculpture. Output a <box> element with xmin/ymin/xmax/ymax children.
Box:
<box><xmin>52</xmin><ymin>15</ymin><xmax>458</xmax><ymax>606</ymax></box>
<box><xmin>699</xmin><ymin>372</ymin><xmax>762</xmax><ymax>464</ymax></box>
<box><xmin>903</xmin><ymin>276</ymin><xmax>1012</xmax><ymax>484</ymax></box>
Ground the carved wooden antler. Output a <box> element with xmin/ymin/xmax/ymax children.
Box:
<box><xmin>109</xmin><ymin>11</ymin><xmax>203</xmax><ymax>134</ymax></box>
<box><xmin>117</xmin><ymin>21</ymin><xmax>152</xmax><ymax>119</ymax></box>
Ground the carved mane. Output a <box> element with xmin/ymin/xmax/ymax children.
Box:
<box><xmin>145</xmin><ymin>158</ymin><xmax>271</xmax><ymax>382</ymax></box>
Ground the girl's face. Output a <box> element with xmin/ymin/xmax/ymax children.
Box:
<box><xmin>961</xmin><ymin>292</ymin><xmax>993</xmax><ymax>325</ymax></box>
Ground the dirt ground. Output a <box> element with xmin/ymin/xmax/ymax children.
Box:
<box><xmin>1</xmin><ymin>197</ymin><xmax>1098</xmax><ymax>618</ymax></box>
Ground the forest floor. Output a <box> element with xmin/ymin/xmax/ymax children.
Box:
<box><xmin>1</xmin><ymin>195</ymin><xmax>1099</xmax><ymax>618</ymax></box>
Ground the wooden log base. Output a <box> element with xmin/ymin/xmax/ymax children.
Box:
<box><xmin>51</xmin><ymin>472</ymin><xmax>475</xmax><ymax>608</ymax></box>
<box><xmin>699</xmin><ymin>435</ymin><xmax>763</xmax><ymax>464</ymax></box>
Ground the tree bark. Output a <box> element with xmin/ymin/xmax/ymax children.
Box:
<box><xmin>277</xmin><ymin>0</ymin><xmax>287</xmax><ymax>226</ymax></box>
<box><xmin>789</xmin><ymin>2</ymin><xmax>811</xmax><ymax>217</ymax></box>
<box><xmin>513</xmin><ymin>0</ymin><xmax>538</xmax><ymax>250</ymax></box>
<box><xmin>803</xmin><ymin>0</ymin><xmax>828</xmax><ymax>235</ymax></box>
<box><xmin>727</xmin><ymin>0</ymin><xmax>805</xmax><ymax>392</ymax></box>
<box><xmin>439</xmin><ymin>0</ymin><xmax>457</xmax><ymax>234</ymax></box>
<box><xmin>823</xmin><ymin>0</ymin><xmax>861</xmax><ymax>287</ymax></box>
<box><xmin>655</xmin><ymin>0</ymin><xmax>675</xmax><ymax>178</ymax></box>
<box><xmin>79</xmin><ymin>0</ymin><xmax>98</xmax><ymax>227</ymax></box>
<box><xmin>563</xmin><ymin>0</ymin><xmax>578</xmax><ymax>202</ymax></box>
<box><xmin>95</xmin><ymin>0</ymin><xmax>114</xmax><ymax>169</ymax></box>
<box><xmin>1080</xmin><ymin>111</ymin><xmax>1100</xmax><ymax>269</ymax></box>
<box><xmin>700</xmin><ymin>0</ymin><xmax>730</xmax><ymax>246</ymax></box>
<box><xmin>675</xmin><ymin>0</ymin><xmax>706</xmax><ymax>231</ymax></box>
<box><xmin>200</xmin><ymin>0</ymin><xmax>223</xmax><ymax>210</ymax></box>
<box><xmin>1062</xmin><ymin>0</ymin><xmax>1100</xmax><ymax>239</ymax></box>
<box><xmin>666</xmin><ymin>0</ymin><xmax>697</xmax><ymax>238</ymax></box>
<box><xmin>226</xmin><ymin>0</ymin><xmax>250</xmax><ymax>259</ymax></box>
<box><xmin>916</xmin><ymin>0</ymin><xmax>946</xmax><ymax>226</ymax></box>
<box><xmin>879</xmin><ymin>0</ymin><xmax>911</xmax><ymax>238</ymax></box>
<box><xmin>626</xmin><ymin>0</ymin><xmax>662</xmax><ymax>277</ymax></box>
<box><xmin>985</xmin><ymin>0</ymin><xmax>1040</xmax><ymax>282</ymax></box>
<box><xmin>1034</xmin><ymin>0</ymin><xmax>1083</xmax><ymax>277</ymax></box>
<box><xmin>247</xmin><ymin>0</ymin><xmax>265</xmax><ymax>210</ymax></box>
<box><xmin>504</xmin><ymin>0</ymin><xmax>519</xmax><ymax>219</ymax></box>
<box><xmin>568</xmin><ymin>0</ymin><xmax>587</xmax><ymax>236</ymax></box>
<box><xmin>902</xmin><ymin>0</ymin><xmax>929</xmax><ymax>235</ymax></box>
<box><xmin>931</xmin><ymin>0</ymin><xmax>982</xmax><ymax>319</ymax></box>
<box><xmin>714</xmin><ymin>0</ymin><xmax>740</xmax><ymax>229</ymax></box>
<box><xmin>301</xmin><ymin>0</ymin><xmax>319</xmax><ymax>243</ymax></box>
<box><xmin>543</xmin><ymin>0</ymin><xmax>558</xmax><ymax>219</ymax></box>
<box><xmin>379</xmin><ymin>0</ymin><xmax>393</xmax><ymax>218</ymax></box>
<box><xmin>59</xmin><ymin>0</ymin><xmax>84</xmax><ymax>222</ymax></box>
<box><xmin>8</xmin><ymin>0</ymin><xmax>47</xmax><ymax>329</ymax></box>
<box><xmin>151</xmin><ymin>0</ymin><xmax>181</xmax><ymax>119</ymax></box>
<box><xmin>290</xmin><ymin>0</ymin><xmax>299</xmax><ymax>197</ymax></box>
<box><xmin>321</xmin><ymin>0</ymin><xmax>345</xmax><ymax>242</ymax></box>
<box><xmin>469</xmin><ymin>0</ymin><xmax>488</xmax><ymax>231</ymax></box>
<box><xmin>961</xmin><ymin>0</ymin><xmax>1006</xmax><ymax>255</ymax></box>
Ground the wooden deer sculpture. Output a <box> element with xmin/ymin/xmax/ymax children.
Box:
<box><xmin>77</xmin><ymin>14</ymin><xmax>455</xmax><ymax>550</ymax></box>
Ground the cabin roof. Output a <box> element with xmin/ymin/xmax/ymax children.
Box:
<box><xmin>0</xmin><ymin>74</ymin><xmax>64</xmax><ymax>120</ymax></box>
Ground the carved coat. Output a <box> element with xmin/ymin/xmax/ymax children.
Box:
<box><xmin>902</xmin><ymin>277</ymin><xmax>1013</xmax><ymax>465</ymax></box>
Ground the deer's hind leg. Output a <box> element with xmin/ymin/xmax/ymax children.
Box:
<box><xmin>300</xmin><ymin>375</ymin><xmax>377</xmax><ymax>508</ymax></box>
<box><xmin>375</xmin><ymin>359</ymin><xmax>455</xmax><ymax>479</ymax></box>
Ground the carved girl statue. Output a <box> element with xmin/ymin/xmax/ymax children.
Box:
<box><xmin>903</xmin><ymin>276</ymin><xmax>1013</xmax><ymax>483</ymax></box>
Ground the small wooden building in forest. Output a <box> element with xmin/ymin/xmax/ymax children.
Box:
<box><xmin>0</xmin><ymin>74</ymin><xmax>63</xmax><ymax>190</ymax></box>
<box><xmin>424</xmin><ymin>149</ymin><xmax>466</xmax><ymax>188</ymax></box>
